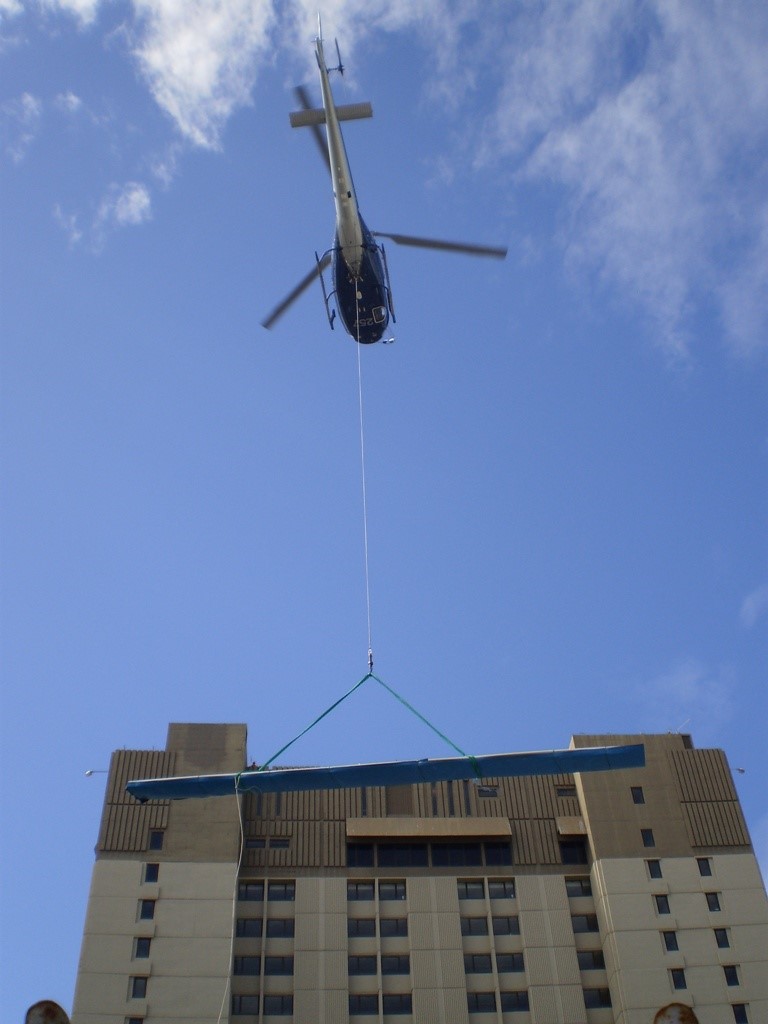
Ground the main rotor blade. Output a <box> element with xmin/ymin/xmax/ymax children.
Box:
<box><xmin>262</xmin><ymin>253</ymin><xmax>332</xmax><ymax>330</ymax></box>
<box><xmin>294</xmin><ymin>85</ymin><xmax>330</xmax><ymax>174</ymax></box>
<box><xmin>373</xmin><ymin>232</ymin><xmax>507</xmax><ymax>260</ymax></box>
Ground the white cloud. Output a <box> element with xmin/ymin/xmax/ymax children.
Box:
<box><xmin>95</xmin><ymin>181</ymin><xmax>152</xmax><ymax>238</ymax></box>
<box><xmin>55</xmin><ymin>91</ymin><xmax>83</xmax><ymax>114</ymax></box>
<box><xmin>635</xmin><ymin>658</ymin><xmax>735</xmax><ymax>744</ymax></box>
<box><xmin>42</xmin><ymin>0</ymin><xmax>102</xmax><ymax>26</ymax></box>
<box><xmin>740</xmin><ymin>583</ymin><xmax>768</xmax><ymax>630</ymax></box>
<box><xmin>1</xmin><ymin>92</ymin><xmax>42</xmax><ymax>163</ymax></box>
<box><xmin>53</xmin><ymin>203</ymin><xmax>83</xmax><ymax>245</ymax></box>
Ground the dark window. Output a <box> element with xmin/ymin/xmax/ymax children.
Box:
<box><xmin>631</xmin><ymin>786</ymin><xmax>645</xmax><ymax>804</ymax></box>
<box><xmin>134</xmin><ymin>937</ymin><xmax>151</xmax><ymax>959</ymax></box>
<box><xmin>432</xmin><ymin>842</ymin><xmax>483</xmax><ymax>867</ymax></box>
<box><xmin>348</xmin><ymin>917</ymin><xmax>376</xmax><ymax>937</ymax></box>
<box><xmin>715</xmin><ymin>928</ymin><xmax>730</xmax><ymax>948</ymax></box>
<box><xmin>572</xmin><ymin>914</ymin><xmax>599</xmax><ymax>933</ymax></box>
<box><xmin>484</xmin><ymin>841</ymin><xmax>513</xmax><ymax>865</ymax></box>
<box><xmin>647</xmin><ymin>859</ymin><xmax>662</xmax><ymax>879</ymax></box>
<box><xmin>460</xmin><ymin>916</ymin><xmax>489</xmax><ymax>936</ymax></box>
<box><xmin>349</xmin><ymin>994</ymin><xmax>378</xmax><ymax>1014</ymax></box>
<box><xmin>560</xmin><ymin>839</ymin><xmax>588</xmax><ymax>864</ymax></box>
<box><xmin>724</xmin><ymin>965</ymin><xmax>740</xmax><ymax>986</ymax></box>
<box><xmin>379</xmin><ymin>880</ymin><xmax>406</xmax><ymax>901</ymax></box>
<box><xmin>380</xmin><ymin>917</ymin><xmax>407</xmax><ymax>937</ymax></box>
<box><xmin>457</xmin><ymin>879</ymin><xmax>485</xmax><ymax>900</ymax></box>
<box><xmin>126</xmin><ymin>1018</ymin><xmax>144</xmax><ymax>1024</ymax></box>
<box><xmin>264</xmin><ymin>956</ymin><xmax>294</xmax><ymax>975</ymax></box>
<box><xmin>492</xmin><ymin>915</ymin><xmax>521</xmax><ymax>935</ymax></box>
<box><xmin>706</xmin><ymin>891</ymin><xmax>722</xmax><ymax>912</ymax></box>
<box><xmin>565</xmin><ymin>877</ymin><xmax>592</xmax><ymax>897</ymax></box>
<box><xmin>266</xmin><ymin>918</ymin><xmax>294</xmax><ymax>938</ymax></box>
<box><xmin>655</xmin><ymin>894</ymin><xmax>671</xmax><ymax>915</ymax></box>
<box><xmin>583</xmin><ymin>988</ymin><xmax>612</xmax><ymax>1008</ymax></box>
<box><xmin>557</xmin><ymin>786</ymin><xmax>577</xmax><ymax>798</ymax></box>
<box><xmin>239</xmin><ymin>881</ymin><xmax>264</xmax><ymax>901</ymax></box>
<box><xmin>130</xmin><ymin>977</ymin><xmax>148</xmax><ymax>999</ymax></box>
<box><xmin>139</xmin><ymin>900</ymin><xmax>155</xmax><ymax>921</ymax></box>
<box><xmin>670</xmin><ymin>968</ymin><xmax>687</xmax><ymax>990</ymax></box>
<box><xmin>732</xmin><ymin>1005</ymin><xmax>749</xmax><ymax>1024</ymax></box>
<box><xmin>641</xmin><ymin>829</ymin><xmax>655</xmax><ymax>848</ymax></box>
<box><xmin>348</xmin><ymin>955</ymin><xmax>377</xmax><ymax>975</ymax></box>
<box><xmin>382</xmin><ymin>994</ymin><xmax>412</xmax><ymax>1014</ymax></box>
<box><xmin>348</xmin><ymin>881</ymin><xmax>375</xmax><ymax>901</ymax></box>
<box><xmin>232</xmin><ymin>995</ymin><xmax>259</xmax><ymax>1015</ymax></box>
<box><xmin>143</xmin><ymin>863</ymin><xmax>159</xmax><ymax>883</ymax></box>
<box><xmin>697</xmin><ymin>857</ymin><xmax>713</xmax><ymax>876</ymax></box>
<box><xmin>347</xmin><ymin>843</ymin><xmax>374</xmax><ymax>867</ymax></box>
<box><xmin>500</xmin><ymin>991</ymin><xmax>530</xmax><ymax>1011</ymax></box>
<box><xmin>148</xmin><ymin>830</ymin><xmax>164</xmax><ymax>851</ymax></box>
<box><xmin>236</xmin><ymin>917</ymin><xmax>263</xmax><ymax>938</ymax></box>
<box><xmin>488</xmin><ymin>878</ymin><xmax>516</xmax><ymax>899</ymax></box>
<box><xmin>270</xmin><ymin>838</ymin><xmax>289</xmax><ymax>849</ymax></box>
<box><xmin>464</xmin><ymin>953</ymin><xmax>493</xmax><ymax>973</ymax></box>
<box><xmin>267</xmin><ymin>881</ymin><xmax>295</xmax><ymax>902</ymax></box>
<box><xmin>663</xmin><ymin>931</ymin><xmax>679</xmax><ymax>952</ymax></box>
<box><xmin>497</xmin><ymin>952</ymin><xmax>525</xmax><ymax>973</ymax></box>
<box><xmin>577</xmin><ymin>950</ymin><xmax>605</xmax><ymax>969</ymax></box>
<box><xmin>262</xmin><ymin>994</ymin><xmax>293</xmax><ymax>1015</ymax></box>
<box><xmin>381</xmin><ymin>955</ymin><xmax>410</xmax><ymax>975</ymax></box>
<box><xmin>379</xmin><ymin>843</ymin><xmax>428</xmax><ymax>867</ymax></box>
<box><xmin>477</xmin><ymin>786</ymin><xmax>498</xmax><ymax>798</ymax></box>
<box><xmin>246</xmin><ymin>837</ymin><xmax>266</xmax><ymax>849</ymax></box>
<box><xmin>467</xmin><ymin>992</ymin><xmax>496</xmax><ymax>1013</ymax></box>
<box><xmin>234</xmin><ymin>955</ymin><xmax>261</xmax><ymax>975</ymax></box>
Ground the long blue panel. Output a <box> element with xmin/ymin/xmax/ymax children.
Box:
<box><xmin>126</xmin><ymin>744</ymin><xmax>644</xmax><ymax>802</ymax></box>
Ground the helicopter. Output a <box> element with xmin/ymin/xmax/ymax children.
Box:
<box><xmin>262</xmin><ymin>24</ymin><xmax>508</xmax><ymax>344</ymax></box>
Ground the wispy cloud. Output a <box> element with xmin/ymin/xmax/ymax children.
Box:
<box><xmin>41</xmin><ymin>0</ymin><xmax>102</xmax><ymax>26</ymax></box>
<box><xmin>1</xmin><ymin>92</ymin><xmax>42</xmax><ymax>163</ymax></box>
<box><xmin>97</xmin><ymin>180</ymin><xmax>152</xmax><ymax>228</ymax></box>
<box><xmin>740</xmin><ymin>583</ymin><xmax>768</xmax><ymax>630</ymax></box>
<box><xmin>634</xmin><ymin>658</ymin><xmax>735</xmax><ymax>744</ymax></box>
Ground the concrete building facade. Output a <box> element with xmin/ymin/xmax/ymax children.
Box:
<box><xmin>71</xmin><ymin>726</ymin><xmax>768</xmax><ymax>1024</ymax></box>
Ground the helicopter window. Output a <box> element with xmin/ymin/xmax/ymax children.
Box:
<box><xmin>372</xmin><ymin>306</ymin><xmax>386</xmax><ymax>323</ymax></box>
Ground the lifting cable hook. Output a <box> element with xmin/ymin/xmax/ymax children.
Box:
<box><xmin>368</xmin><ymin>648</ymin><xmax>374</xmax><ymax>673</ymax></box>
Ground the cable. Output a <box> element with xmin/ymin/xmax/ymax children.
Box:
<box><xmin>354</xmin><ymin>285</ymin><xmax>374</xmax><ymax>672</ymax></box>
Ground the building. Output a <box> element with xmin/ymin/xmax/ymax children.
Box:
<box><xmin>71</xmin><ymin>726</ymin><xmax>768</xmax><ymax>1024</ymax></box>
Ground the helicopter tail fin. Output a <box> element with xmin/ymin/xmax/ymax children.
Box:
<box><xmin>290</xmin><ymin>102</ymin><xmax>372</xmax><ymax>128</ymax></box>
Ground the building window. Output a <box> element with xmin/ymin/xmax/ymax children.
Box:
<box><xmin>133</xmin><ymin>937</ymin><xmax>151</xmax><ymax>959</ymax></box>
<box><xmin>484</xmin><ymin>841</ymin><xmax>513</xmax><ymax>865</ymax></box>
<box><xmin>670</xmin><ymin>968</ymin><xmax>687</xmax><ymax>990</ymax></box>
<box><xmin>267</xmin><ymin>881</ymin><xmax>295</xmax><ymax>902</ymax></box>
<box><xmin>464</xmin><ymin>954</ymin><xmax>493</xmax><ymax>973</ymax></box>
<box><xmin>492</xmin><ymin>915</ymin><xmax>521</xmax><ymax>935</ymax></box>
<box><xmin>641</xmin><ymin>829</ymin><xmax>655</xmax><ymax>848</ymax></box>
<box><xmin>432</xmin><ymin>842</ymin><xmax>483</xmax><ymax>867</ymax></box>
<box><xmin>663</xmin><ymin>931</ymin><xmax>679</xmax><ymax>952</ymax></box>
<box><xmin>497</xmin><ymin>952</ymin><xmax>525</xmax><ymax>972</ymax></box>
<box><xmin>500</xmin><ymin>991</ymin><xmax>530</xmax><ymax>1012</ymax></box>
<box><xmin>130</xmin><ymin>977</ymin><xmax>148</xmax><ymax>999</ymax></box>
<box><xmin>148</xmin><ymin>829</ymin><xmax>164</xmax><ymax>851</ymax></box>
<box><xmin>461</xmin><ymin>916</ymin><xmax>489</xmax><ymax>936</ymax></box>
<box><xmin>381</xmin><ymin>955</ymin><xmax>410</xmax><ymax>975</ymax></box>
<box><xmin>488</xmin><ymin>878</ymin><xmax>516</xmax><ymax>899</ymax></box>
<box><xmin>349</xmin><ymin>917</ymin><xmax>376</xmax><ymax>937</ymax></box>
<box><xmin>560</xmin><ymin>839</ymin><xmax>588</xmax><ymax>864</ymax></box>
<box><xmin>557</xmin><ymin>786</ymin><xmax>576</xmax><ymax>798</ymax></box>
<box><xmin>236</xmin><ymin>917</ymin><xmax>263</xmax><ymax>938</ymax></box>
<box><xmin>565</xmin><ymin>877</ymin><xmax>592</xmax><ymax>897</ymax></box>
<box><xmin>238</xmin><ymin>881</ymin><xmax>264</xmax><ymax>901</ymax></box>
<box><xmin>655</xmin><ymin>894</ymin><xmax>671</xmax><ymax>915</ymax></box>
<box><xmin>706</xmin><ymin>891</ymin><xmax>722</xmax><ymax>912</ymax></box>
<box><xmin>379</xmin><ymin>880</ymin><xmax>406</xmax><ymax>901</ymax></box>
<box><xmin>477</xmin><ymin>785</ymin><xmax>498</xmax><ymax>798</ymax></box>
<box><xmin>232</xmin><ymin>995</ymin><xmax>259</xmax><ymax>1015</ymax></box>
<box><xmin>631</xmin><ymin>786</ymin><xmax>645</xmax><ymax>804</ymax></box>
<box><xmin>715</xmin><ymin>928</ymin><xmax>730</xmax><ymax>948</ymax></box>
<box><xmin>380</xmin><ymin>917</ymin><xmax>407</xmax><ymax>937</ymax></box>
<box><xmin>724</xmin><ymin>965</ymin><xmax>740</xmax><ymax>986</ymax></box>
<box><xmin>467</xmin><ymin>992</ymin><xmax>496</xmax><ymax>1013</ymax></box>
<box><xmin>379</xmin><ymin>843</ymin><xmax>428</xmax><ymax>867</ymax></box>
<box><xmin>458</xmin><ymin>879</ymin><xmax>485</xmax><ymax>900</ymax></box>
<box><xmin>382</xmin><ymin>994</ymin><xmax>412</xmax><ymax>1014</ymax></box>
<box><xmin>349</xmin><ymin>994</ymin><xmax>378</xmax><ymax>1015</ymax></box>
<box><xmin>583</xmin><ymin>988</ymin><xmax>612</xmax><ymax>1008</ymax></box>
<box><xmin>264</xmin><ymin>956</ymin><xmax>294</xmax><ymax>975</ymax></box>
<box><xmin>572</xmin><ymin>914</ymin><xmax>600</xmax><ymax>933</ymax></box>
<box><xmin>262</xmin><ymin>994</ymin><xmax>293</xmax><ymax>1015</ymax></box>
<box><xmin>234</xmin><ymin>955</ymin><xmax>261</xmax><ymax>975</ymax></box>
<box><xmin>266</xmin><ymin>918</ymin><xmax>294</xmax><ymax>938</ymax></box>
<box><xmin>732</xmin><ymin>1005</ymin><xmax>749</xmax><ymax>1023</ymax></box>
<box><xmin>143</xmin><ymin>863</ymin><xmax>159</xmax><ymax>883</ymax></box>
<box><xmin>577</xmin><ymin>950</ymin><xmax>605</xmax><ymax>969</ymax></box>
<box><xmin>270</xmin><ymin>838</ymin><xmax>289</xmax><ymax>849</ymax></box>
<box><xmin>348</xmin><ymin>881</ymin><xmax>375</xmax><ymax>901</ymax></box>
<box><xmin>647</xmin><ymin>859</ymin><xmax>663</xmax><ymax>879</ymax></box>
<box><xmin>125</xmin><ymin>1018</ymin><xmax>144</xmax><ymax>1024</ymax></box>
<box><xmin>697</xmin><ymin>856</ymin><xmax>713</xmax><ymax>876</ymax></box>
<box><xmin>138</xmin><ymin>900</ymin><xmax>155</xmax><ymax>921</ymax></box>
<box><xmin>347</xmin><ymin>843</ymin><xmax>374</xmax><ymax>867</ymax></box>
<box><xmin>348</xmin><ymin>955</ymin><xmax>377</xmax><ymax>975</ymax></box>
<box><xmin>246</xmin><ymin>838</ymin><xmax>266</xmax><ymax>849</ymax></box>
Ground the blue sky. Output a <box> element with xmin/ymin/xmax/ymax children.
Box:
<box><xmin>2</xmin><ymin>0</ymin><xmax>767</xmax><ymax>1015</ymax></box>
